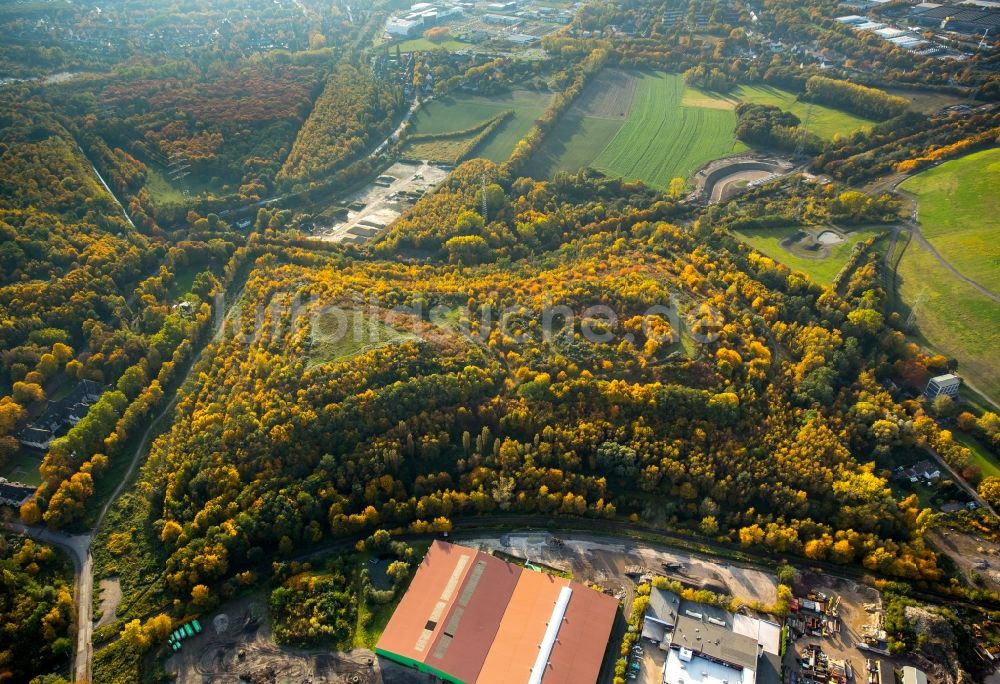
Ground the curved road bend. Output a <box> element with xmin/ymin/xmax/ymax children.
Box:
<box><xmin>3</xmin><ymin>279</ymin><xmax>246</xmax><ymax>682</ymax></box>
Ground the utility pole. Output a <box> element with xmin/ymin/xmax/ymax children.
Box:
<box><xmin>906</xmin><ymin>288</ymin><xmax>926</xmax><ymax>330</ymax></box>
<box><xmin>481</xmin><ymin>172</ymin><xmax>489</xmax><ymax>221</ymax></box>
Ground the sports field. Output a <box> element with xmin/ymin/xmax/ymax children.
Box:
<box><xmin>528</xmin><ymin>71</ymin><xmax>874</xmax><ymax>188</ymax></box>
<box><xmin>899</xmin><ymin>147</ymin><xmax>1000</xmax><ymax>294</ymax></box>
<box><xmin>393</xmin><ymin>37</ymin><xmax>470</xmax><ymax>52</ymax></box>
<box><xmin>734</xmin><ymin>225</ymin><xmax>885</xmax><ymax>285</ymax></box>
<box><xmin>404</xmin><ymin>90</ymin><xmax>552</xmax><ymax>163</ymax></box>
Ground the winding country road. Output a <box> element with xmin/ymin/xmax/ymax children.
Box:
<box><xmin>3</xmin><ymin>278</ymin><xmax>246</xmax><ymax>682</ymax></box>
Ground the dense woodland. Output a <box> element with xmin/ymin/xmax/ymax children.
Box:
<box><xmin>276</xmin><ymin>62</ymin><xmax>404</xmax><ymax>189</ymax></box>
<box><xmin>0</xmin><ymin>536</ymin><xmax>74</xmax><ymax>683</ymax></box>
<box><xmin>100</xmin><ymin>163</ymin><xmax>949</xmax><ymax>617</ymax></box>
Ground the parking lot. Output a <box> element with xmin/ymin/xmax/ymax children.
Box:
<box><xmin>632</xmin><ymin>641</ymin><xmax>666</xmax><ymax>684</ymax></box>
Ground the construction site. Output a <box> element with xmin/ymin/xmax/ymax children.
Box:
<box><xmin>164</xmin><ymin>595</ymin><xmax>384</xmax><ymax>684</ymax></box>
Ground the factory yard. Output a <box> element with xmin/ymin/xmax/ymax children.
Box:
<box><xmin>461</xmin><ymin>531</ymin><xmax>780</xmax><ymax>607</ymax></box>
<box><xmin>162</xmin><ymin>532</ymin><xmax>902</xmax><ymax>684</ymax></box>
<box><xmin>785</xmin><ymin>572</ymin><xmax>886</xmax><ymax>684</ymax></box>
<box><xmin>311</xmin><ymin>161</ymin><xmax>448</xmax><ymax>245</ymax></box>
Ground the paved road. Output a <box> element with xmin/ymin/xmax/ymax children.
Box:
<box><xmin>3</xmin><ymin>277</ymin><xmax>247</xmax><ymax>682</ymax></box>
<box><xmin>0</xmin><ymin>521</ymin><xmax>92</xmax><ymax>680</ymax></box>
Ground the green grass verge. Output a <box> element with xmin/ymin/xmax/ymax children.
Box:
<box><xmin>734</xmin><ymin>226</ymin><xmax>885</xmax><ymax>285</ymax></box>
<box><xmin>895</xmin><ymin>234</ymin><xmax>1000</xmax><ymax>399</ymax></box>
<box><xmin>953</xmin><ymin>432</ymin><xmax>1000</xmax><ymax>479</ymax></box>
<box><xmin>406</xmin><ymin>90</ymin><xmax>552</xmax><ymax>163</ymax></box>
<box><xmin>899</xmin><ymin>147</ymin><xmax>1000</xmax><ymax>294</ymax></box>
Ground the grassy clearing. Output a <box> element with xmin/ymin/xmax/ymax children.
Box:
<box><xmin>406</xmin><ymin>90</ymin><xmax>552</xmax><ymax>163</ymax></box>
<box><xmin>734</xmin><ymin>226</ymin><xmax>884</xmax><ymax>285</ymax></box>
<box><xmin>953</xmin><ymin>432</ymin><xmax>1000</xmax><ymax>479</ymax></box>
<box><xmin>895</xmin><ymin>235</ymin><xmax>1000</xmax><ymax>399</ymax></box>
<box><xmin>684</xmin><ymin>83</ymin><xmax>874</xmax><ymax>139</ymax></box>
<box><xmin>144</xmin><ymin>166</ymin><xmax>188</xmax><ymax>207</ymax></box>
<box><xmin>899</xmin><ymin>147</ymin><xmax>1000</xmax><ymax>294</ymax></box>
<box><xmin>0</xmin><ymin>450</ymin><xmax>42</xmax><ymax>486</ymax></box>
<box><xmin>884</xmin><ymin>88</ymin><xmax>965</xmax><ymax>114</ymax></box>
<box><xmin>308</xmin><ymin>312</ymin><xmax>417</xmax><ymax>368</ymax></box>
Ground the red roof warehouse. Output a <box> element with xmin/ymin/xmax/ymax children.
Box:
<box><xmin>376</xmin><ymin>541</ymin><xmax>618</xmax><ymax>684</ymax></box>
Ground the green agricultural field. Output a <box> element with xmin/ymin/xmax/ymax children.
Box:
<box><xmin>530</xmin><ymin>72</ymin><xmax>873</xmax><ymax>189</ymax></box>
<box><xmin>405</xmin><ymin>90</ymin><xmax>551</xmax><ymax>163</ymax></box>
<box><xmin>899</xmin><ymin>147</ymin><xmax>1000</xmax><ymax>294</ymax></box>
<box><xmin>884</xmin><ymin>88</ymin><xmax>965</xmax><ymax>114</ymax></box>
<box><xmin>734</xmin><ymin>226</ymin><xmax>885</xmax><ymax>285</ymax></box>
<box><xmin>589</xmin><ymin>72</ymin><xmax>746</xmax><ymax>188</ymax></box>
<box><xmin>683</xmin><ymin>83</ymin><xmax>874</xmax><ymax>140</ymax></box>
<box><xmin>393</xmin><ymin>37</ymin><xmax>470</xmax><ymax>52</ymax></box>
<box><xmin>895</xmin><ymin>232</ymin><xmax>1000</xmax><ymax>400</ymax></box>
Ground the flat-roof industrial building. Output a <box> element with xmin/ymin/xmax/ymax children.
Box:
<box><xmin>376</xmin><ymin>541</ymin><xmax>618</xmax><ymax>684</ymax></box>
<box><xmin>643</xmin><ymin>587</ymin><xmax>782</xmax><ymax>684</ymax></box>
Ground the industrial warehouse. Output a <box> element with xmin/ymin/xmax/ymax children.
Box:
<box><xmin>375</xmin><ymin>541</ymin><xmax>618</xmax><ymax>684</ymax></box>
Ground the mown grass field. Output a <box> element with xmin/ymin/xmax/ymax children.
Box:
<box><xmin>899</xmin><ymin>147</ymin><xmax>1000</xmax><ymax>294</ymax></box>
<box><xmin>392</xmin><ymin>37</ymin><xmax>470</xmax><ymax>52</ymax></box>
<box><xmin>734</xmin><ymin>226</ymin><xmax>884</xmax><ymax>285</ymax></box>
<box><xmin>895</xmin><ymin>233</ymin><xmax>1000</xmax><ymax>399</ymax></box>
<box><xmin>684</xmin><ymin>83</ymin><xmax>874</xmax><ymax>140</ymax></box>
<box><xmin>530</xmin><ymin>72</ymin><xmax>873</xmax><ymax>188</ymax></box>
<box><xmin>588</xmin><ymin>72</ymin><xmax>746</xmax><ymax>188</ymax></box>
<box><xmin>405</xmin><ymin>90</ymin><xmax>551</xmax><ymax>163</ymax></box>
